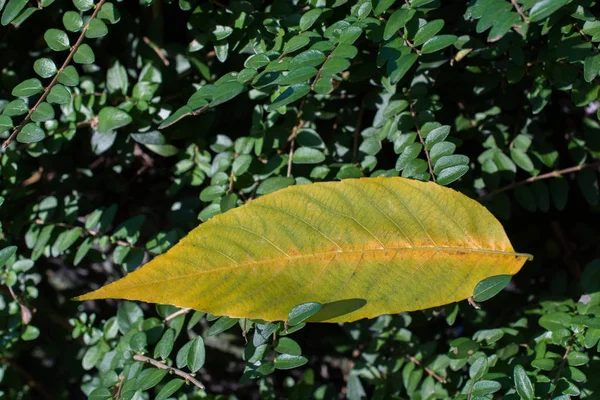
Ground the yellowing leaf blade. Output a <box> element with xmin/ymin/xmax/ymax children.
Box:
<box><xmin>77</xmin><ymin>177</ymin><xmax>531</xmax><ymax>322</ymax></box>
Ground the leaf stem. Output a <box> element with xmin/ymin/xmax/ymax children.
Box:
<box><xmin>408</xmin><ymin>95</ymin><xmax>435</xmax><ymax>182</ymax></box>
<box><xmin>142</xmin><ymin>36</ymin><xmax>170</xmax><ymax>66</ymax></box>
<box><xmin>547</xmin><ymin>333</ymin><xmax>578</xmax><ymax>399</ymax></box>
<box><xmin>132</xmin><ymin>354</ymin><xmax>205</xmax><ymax>390</ymax></box>
<box><xmin>510</xmin><ymin>0</ymin><xmax>529</xmax><ymax>24</ymax></box>
<box><xmin>2</xmin><ymin>0</ymin><xmax>108</xmax><ymax>149</ymax></box>
<box><xmin>480</xmin><ymin>159</ymin><xmax>600</xmax><ymax>201</ymax></box>
<box><xmin>164</xmin><ymin>307</ymin><xmax>192</xmax><ymax>322</ymax></box>
<box><xmin>406</xmin><ymin>355</ymin><xmax>446</xmax><ymax>383</ymax></box>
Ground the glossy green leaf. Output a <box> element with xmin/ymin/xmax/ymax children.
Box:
<box><xmin>529</xmin><ymin>0</ymin><xmax>568</xmax><ymax>22</ymax></box>
<box><xmin>300</xmin><ymin>8</ymin><xmax>323</xmax><ymax>31</ymax></box>
<box><xmin>63</xmin><ymin>10</ymin><xmax>83</xmax><ymax>32</ymax></box>
<box><xmin>414</xmin><ymin>19</ymin><xmax>444</xmax><ymax>46</ymax></box>
<box><xmin>513</xmin><ymin>365</ymin><xmax>534</xmax><ymax>400</ymax></box>
<box><xmin>17</xmin><ymin>123</ymin><xmax>45</xmax><ymax>143</ymax></box>
<box><xmin>97</xmin><ymin>107</ymin><xmax>132</xmax><ymax>133</ymax></box>
<box><xmin>31</xmin><ymin>102</ymin><xmax>55</xmax><ymax>122</ymax></box>
<box><xmin>209</xmin><ymin>82</ymin><xmax>245</xmax><ymax>107</ymax></box>
<box><xmin>0</xmin><ymin>115</ymin><xmax>12</xmax><ymax>133</ymax></box>
<box><xmin>421</xmin><ymin>35</ymin><xmax>457</xmax><ymax>54</ymax></box>
<box><xmin>73</xmin><ymin>0</ymin><xmax>94</xmax><ymax>12</ymax></box>
<box><xmin>44</xmin><ymin>29</ymin><xmax>70</xmax><ymax>51</ymax></box>
<box><xmin>187</xmin><ymin>336</ymin><xmax>205</xmax><ymax>372</ymax></box>
<box><xmin>57</xmin><ymin>66</ymin><xmax>79</xmax><ymax>86</ymax></box>
<box><xmin>98</xmin><ymin>2</ymin><xmax>120</xmax><ymax>24</ymax></box>
<box><xmin>1</xmin><ymin>0</ymin><xmax>26</xmax><ymax>26</ymax></box>
<box><xmin>73</xmin><ymin>44</ymin><xmax>95</xmax><ymax>64</ymax></box>
<box><xmin>12</xmin><ymin>78</ymin><xmax>43</xmax><ymax>97</ymax></box>
<box><xmin>384</xmin><ymin>8</ymin><xmax>415</xmax><ymax>40</ymax></box>
<box><xmin>267</xmin><ymin>84</ymin><xmax>310</xmax><ymax>111</ymax></box>
<box><xmin>85</xmin><ymin>18</ymin><xmax>108</xmax><ymax>38</ymax></box>
<box><xmin>47</xmin><ymin>84</ymin><xmax>71</xmax><ymax>104</ymax></box>
<box><xmin>34</xmin><ymin>58</ymin><xmax>57</xmax><ymax>78</ymax></box>
<box><xmin>155</xmin><ymin>379</ymin><xmax>184</xmax><ymax>400</ymax></box>
<box><xmin>77</xmin><ymin>178</ymin><xmax>531</xmax><ymax>322</ymax></box>
<box><xmin>274</xmin><ymin>354</ymin><xmax>308</xmax><ymax>370</ymax></box>
<box><xmin>472</xmin><ymin>275</ymin><xmax>511</xmax><ymax>302</ymax></box>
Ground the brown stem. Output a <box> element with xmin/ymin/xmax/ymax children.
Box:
<box><xmin>510</xmin><ymin>0</ymin><xmax>529</xmax><ymax>23</ymax></box>
<box><xmin>311</xmin><ymin>47</ymin><xmax>338</xmax><ymax>91</ymax></box>
<box><xmin>403</xmin><ymin>36</ymin><xmax>422</xmax><ymax>56</ymax></box>
<box><xmin>8</xmin><ymin>285</ymin><xmax>33</xmax><ymax>325</ymax></box>
<box><xmin>142</xmin><ymin>36</ymin><xmax>170</xmax><ymax>66</ymax></box>
<box><xmin>133</xmin><ymin>354</ymin><xmax>205</xmax><ymax>390</ymax></box>
<box><xmin>2</xmin><ymin>0</ymin><xmax>108</xmax><ymax>149</ymax></box>
<box><xmin>406</xmin><ymin>356</ymin><xmax>446</xmax><ymax>383</ymax></box>
<box><xmin>480</xmin><ymin>159</ymin><xmax>600</xmax><ymax>201</ymax></box>
<box><xmin>547</xmin><ymin>334</ymin><xmax>578</xmax><ymax>399</ymax></box>
<box><xmin>165</xmin><ymin>307</ymin><xmax>192</xmax><ymax>322</ymax></box>
<box><xmin>352</xmin><ymin>99</ymin><xmax>365</xmax><ymax>163</ymax></box>
<box><xmin>408</xmin><ymin>97</ymin><xmax>435</xmax><ymax>182</ymax></box>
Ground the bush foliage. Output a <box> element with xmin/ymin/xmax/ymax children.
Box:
<box><xmin>1</xmin><ymin>0</ymin><xmax>599</xmax><ymax>399</ymax></box>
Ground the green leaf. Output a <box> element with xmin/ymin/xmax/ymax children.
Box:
<box><xmin>287</xmin><ymin>302</ymin><xmax>323</xmax><ymax>326</ymax></box>
<box><xmin>300</xmin><ymin>8</ymin><xmax>323</xmax><ymax>31</ymax></box>
<box><xmin>539</xmin><ymin>312</ymin><xmax>572</xmax><ymax>331</ymax></box>
<box><xmin>12</xmin><ymin>78</ymin><xmax>43</xmax><ymax>97</ymax></box>
<box><xmin>1</xmin><ymin>0</ymin><xmax>26</xmax><ymax>26</ymax></box>
<box><xmin>155</xmin><ymin>379</ymin><xmax>184</xmax><ymax>400</ymax></box>
<box><xmin>34</xmin><ymin>58</ymin><xmax>57</xmax><ymax>78</ymax></box>
<box><xmin>275</xmin><ymin>337</ymin><xmax>302</xmax><ymax>355</ymax></box>
<box><xmin>97</xmin><ymin>107</ymin><xmax>132</xmax><ymax>133</ymax></box>
<box><xmin>472</xmin><ymin>275</ymin><xmax>511</xmax><ymax>302</ymax></box>
<box><xmin>413</xmin><ymin>19</ymin><xmax>444</xmax><ymax>46</ymax></box>
<box><xmin>0</xmin><ymin>115</ymin><xmax>12</xmax><ymax>133</ymax></box>
<box><xmin>471</xmin><ymin>380</ymin><xmax>501</xmax><ymax>396</ymax></box>
<box><xmin>31</xmin><ymin>102</ymin><xmax>55</xmax><ymax>123</ymax></box>
<box><xmin>430</xmin><ymin>141</ymin><xmax>456</xmax><ymax>164</ymax></box>
<box><xmin>389</xmin><ymin>53</ymin><xmax>418</xmax><ymax>84</ymax></box>
<box><xmin>567</xmin><ymin>351</ymin><xmax>589</xmax><ymax>366</ymax></box>
<box><xmin>513</xmin><ymin>365</ymin><xmax>534</xmax><ymax>400</ymax></box>
<box><xmin>529</xmin><ymin>0</ymin><xmax>569</xmax><ymax>22</ymax></box>
<box><xmin>136</xmin><ymin>368</ymin><xmax>168</xmax><ymax>391</ymax></box>
<box><xmin>47</xmin><ymin>84</ymin><xmax>71</xmax><ymax>104</ymax></box>
<box><xmin>275</xmin><ymin>354</ymin><xmax>308</xmax><ymax>370</ymax></box>
<box><xmin>63</xmin><ymin>10</ymin><xmax>83</xmax><ymax>32</ymax></box>
<box><xmin>289</xmin><ymin>49</ymin><xmax>326</xmax><ymax>69</ymax></box>
<box><xmin>584</xmin><ymin>53</ymin><xmax>600</xmax><ymax>83</ymax></box>
<box><xmin>396</xmin><ymin>142</ymin><xmax>422</xmax><ymax>171</ymax></box>
<box><xmin>278</xmin><ymin>66</ymin><xmax>318</xmax><ymax>85</ymax></box>
<box><xmin>321</xmin><ymin>57</ymin><xmax>350</xmax><ymax>76</ymax></box>
<box><xmin>73</xmin><ymin>44</ymin><xmax>95</xmax><ymax>64</ymax></box>
<box><xmin>433</xmin><ymin>154</ymin><xmax>469</xmax><ymax>175</ymax></box>
<box><xmin>469</xmin><ymin>356</ymin><xmax>488</xmax><ymax>380</ymax></box>
<box><xmin>421</xmin><ymin>35</ymin><xmax>457</xmax><ymax>54</ymax></box>
<box><xmin>337</xmin><ymin>26</ymin><xmax>362</xmax><ymax>44</ymax></box>
<box><xmin>154</xmin><ymin>328</ymin><xmax>175</xmax><ymax>359</ymax></box>
<box><xmin>284</xmin><ymin>35</ymin><xmax>310</xmax><ymax>53</ymax></box>
<box><xmin>384</xmin><ymin>8</ymin><xmax>415</xmax><ymax>40</ymax></box>
<box><xmin>57</xmin><ymin>66</ymin><xmax>79</xmax><ymax>86</ymax></box>
<box><xmin>488</xmin><ymin>11</ymin><xmax>521</xmax><ymax>42</ymax></box>
<box><xmin>85</xmin><ymin>18</ymin><xmax>108</xmax><ymax>38</ymax></box>
<box><xmin>187</xmin><ymin>336</ymin><xmax>206</xmax><ymax>373</ymax></box>
<box><xmin>209</xmin><ymin>82</ymin><xmax>245</xmax><ymax>107</ymax></box>
<box><xmin>77</xmin><ymin>178</ymin><xmax>531</xmax><ymax>323</ymax></box>
<box><xmin>98</xmin><ymin>2</ymin><xmax>120</xmax><ymax>24</ymax></box>
<box><xmin>425</xmin><ymin>126</ymin><xmax>450</xmax><ymax>149</ymax></box>
<box><xmin>232</xmin><ymin>154</ymin><xmax>252</xmax><ymax>175</ymax></box>
<box><xmin>206</xmin><ymin>316</ymin><xmax>238</xmax><ymax>336</ymax></box>
<box><xmin>437</xmin><ymin>164</ymin><xmax>469</xmax><ymax>186</ymax></box>
<box><xmin>3</xmin><ymin>99</ymin><xmax>28</xmax><ymax>116</ymax></box>
<box><xmin>293</xmin><ymin>147</ymin><xmax>326</xmax><ymax>164</ymax></box>
<box><xmin>510</xmin><ymin>148</ymin><xmax>534</xmax><ymax>172</ymax></box>
<box><xmin>17</xmin><ymin>123</ymin><xmax>45</xmax><ymax>143</ymax></box>
<box><xmin>44</xmin><ymin>29</ymin><xmax>70</xmax><ymax>51</ymax></box>
<box><xmin>0</xmin><ymin>246</ymin><xmax>17</xmax><ymax>268</ymax></box>
<box><xmin>267</xmin><ymin>84</ymin><xmax>310</xmax><ymax>111</ymax></box>
<box><xmin>73</xmin><ymin>0</ymin><xmax>94</xmax><ymax>12</ymax></box>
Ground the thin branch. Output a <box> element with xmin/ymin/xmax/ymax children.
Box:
<box><xmin>133</xmin><ymin>354</ymin><xmax>205</xmax><ymax>390</ymax></box>
<box><xmin>2</xmin><ymin>0</ymin><xmax>108</xmax><ymax>149</ymax></box>
<box><xmin>403</xmin><ymin>36</ymin><xmax>422</xmax><ymax>56</ymax></box>
<box><xmin>113</xmin><ymin>374</ymin><xmax>124</xmax><ymax>400</ymax></box>
<box><xmin>8</xmin><ymin>285</ymin><xmax>33</xmax><ymax>325</ymax></box>
<box><xmin>480</xmin><ymin>159</ymin><xmax>600</xmax><ymax>201</ymax></box>
<box><xmin>165</xmin><ymin>307</ymin><xmax>192</xmax><ymax>322</ymax></box>
<box><xmin>142</xmin><ymin>36</ymin><xmax>170</xmax><ymax>66</ymax></box>
<box><xmin>574</xmin><ymin>23</ymin><xmax>592</xmax><ymax>43</ymax></box>
<box><xmin>510</xmin><ymin>0</ymin><xmax>529</xmax><ymax>24</ymax></box>
<box><xmin>547</xmin><ymin>334</ymin><xmax>577</xmax><ymax>399</ymax></box>
<box><xmin>408</xmin><ymin>96</ymin><xmax>435</xmax><ymax>182</ymax></box>
<box><xmin>286</xmin><ymin>100</ymin><xmax>306</xmax><ymax>177</ymax></box>
<box><xmin>352</xmin><ymin>99</ymin><xmax>365</xmax><ymax>163</ymax></box>
<box><xmin>406</xmin><ymin>356</ymin><xmax>446</xmax><ymax>383</ymax></box>
<box><xmin>311</xmin><ymin>47</ymin><xmax>338</xmax><ymax>91</ymax></box>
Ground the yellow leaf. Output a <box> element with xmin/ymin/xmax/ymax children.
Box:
<box><xmin>76</xmin><ymin>177</ymin><xmax>531</xmax><ymax>322</ymax></box>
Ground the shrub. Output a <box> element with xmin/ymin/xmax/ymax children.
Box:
<box><xmin>1</xmin><ymin>0</ymin><xmax>599</xmax><ymax>399</ymax></box>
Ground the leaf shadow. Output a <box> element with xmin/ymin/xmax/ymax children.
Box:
<box><xmin>308</xmin><ymin>298</ymin><xmax>367</xmax><ymax>322</ymax></box>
